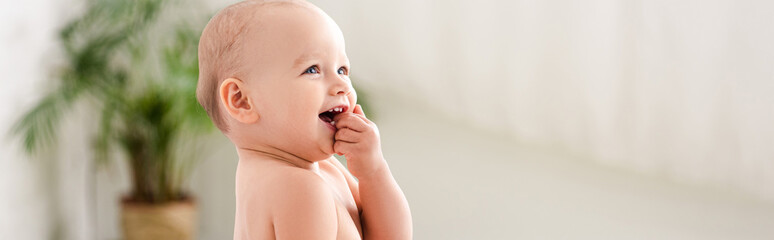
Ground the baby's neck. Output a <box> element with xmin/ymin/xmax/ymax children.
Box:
<box><xmin>235</xmin><ymin>145</ymin><xmax>320</xmax><ymax>173</ymax></box>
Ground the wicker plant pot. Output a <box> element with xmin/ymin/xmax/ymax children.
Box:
<box><xmin>121</xmin><ymin>197</ymin><xmax>197</xmax><ymax>240</ymax></box>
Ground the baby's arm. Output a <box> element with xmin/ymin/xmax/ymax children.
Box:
<box><xmin>270</xmin><ymin>169</ymin><xmax>338</xmax><ymax>239</ymax></box>
<box><xmin>333</xmin><ymin>105</ymin><xmax>413</xmax><ymax>240</ymax></box>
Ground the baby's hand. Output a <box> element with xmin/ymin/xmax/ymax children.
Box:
<box><xmin>333</xmin><ymin>104</ymin><xmax>386</xmax><ymax>179</ymax></box>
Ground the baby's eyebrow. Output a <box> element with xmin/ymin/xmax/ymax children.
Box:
<box><xmin>292</xmin><ymin>52</ymin><xmax>322</xmax><ymax>68</ymax></box>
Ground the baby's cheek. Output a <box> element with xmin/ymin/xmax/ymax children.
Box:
<box><xmin>348</xmin><ymin>89</ymin><xmax>357</xmax><ymax>111</ymax></box>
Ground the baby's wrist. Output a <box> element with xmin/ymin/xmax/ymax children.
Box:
<box><xmin>354</xmin><ymin>158</ymin><xmax>390</xmax><ymax>182</ymax></box>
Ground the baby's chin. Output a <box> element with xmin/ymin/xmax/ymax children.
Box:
<box><xmin>320</xmin><ymin>140</ymin><xmax>336</xmax><ymax>157</ymax></box>
<box><xmin>306</xmin><ymin>137</ymin><xmax>336</xmax><ymax>161</ymax></box>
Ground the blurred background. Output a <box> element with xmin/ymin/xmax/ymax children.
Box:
<box><xmin>2</xmin><ymin>0</ymin><xmax>773</xmax><ymax>239</ymax></box>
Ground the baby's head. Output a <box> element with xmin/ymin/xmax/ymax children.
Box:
<box><xmin>197</xmin><ymin>0</ymin><xmax>356</xmax><ymax>161</ymax></box>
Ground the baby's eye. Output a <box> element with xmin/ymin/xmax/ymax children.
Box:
<box><xmin>304</xmin><ymin>65</ymin><xmax>320</xmax><ymax>74</ymax></box>
<box><xmin>337</xmin><ymin>67</ymin><xmax>348</xmax><ymax>75</ymax></box>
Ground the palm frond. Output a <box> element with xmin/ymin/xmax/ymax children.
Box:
<box><xmin>12</xmin><ymin>0</ymin><xmax>220</xmax><ymax>203</ymax></box>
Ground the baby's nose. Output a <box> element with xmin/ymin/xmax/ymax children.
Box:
<box><xmin>330</xmin><ymin>83</ymin><xmax>351</xmax><ymax>96</ymax></box>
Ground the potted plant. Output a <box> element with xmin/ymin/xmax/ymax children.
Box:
<box><xmin>11</xmin><ymin>0</ymin><xmax>212</xmax><ymax>239</ymax></box>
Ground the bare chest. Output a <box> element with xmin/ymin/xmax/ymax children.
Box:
<box><xmin>318</xmin><ymin>165</ymin><xmax>363</xmax><ymax>239</ymax></box>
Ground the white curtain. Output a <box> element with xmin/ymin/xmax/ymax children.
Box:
<box><xmin>312</xmin><ymin>0</ymin><xmax>774</xmax><ymax>200</ymax></box>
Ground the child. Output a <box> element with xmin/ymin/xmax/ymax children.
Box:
<box><xmin>196</xmin><ymin>0</ymin><xmax>413</xmax><ymax>239</ymax></box>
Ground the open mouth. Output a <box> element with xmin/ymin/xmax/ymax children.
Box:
<box><xmin>318</xmin><ymin>106</ymin><xmax>347</xmax><ymax>127</ymax></box>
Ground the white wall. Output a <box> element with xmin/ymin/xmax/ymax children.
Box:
<box><xmin>1</xmin><ymin>0</ymin><xmax>65</xmax><ymax>239</ymax></box>
<box><xmin>312</xmin><ymin>0</ymin><xmax>774</xmax><ymax>201</ymax></box>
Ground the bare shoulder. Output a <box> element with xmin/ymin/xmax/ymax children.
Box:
<box><xmin>235</xmin><ymin>162</ymin><xmax>338</xmax><ymax>239</ymax></box>
<box><xmin>265</xmin><ymin>165</ymin><xmax>339</xmax><ymax>239</ymax></box>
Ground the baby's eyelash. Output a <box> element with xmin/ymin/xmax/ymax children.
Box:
<box><xmin>337</xmin><ymin>66</ymin><xmax>349</xmax><ymax>75</ymax></box>
<box><xmin>303</xmin><ymin>65</ymin><xmax>320</xmax><ymax>74</ymax></box>
<box><xmin>302</xmin><ymin>65</ymin><xmax>349</xmax><ymax>75</ymax></box>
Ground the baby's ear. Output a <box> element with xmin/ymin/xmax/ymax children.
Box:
<box><xmin>219</xmin><ymin>78</ymin><xmax>259</xmax><ymax>124</ymax></box>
